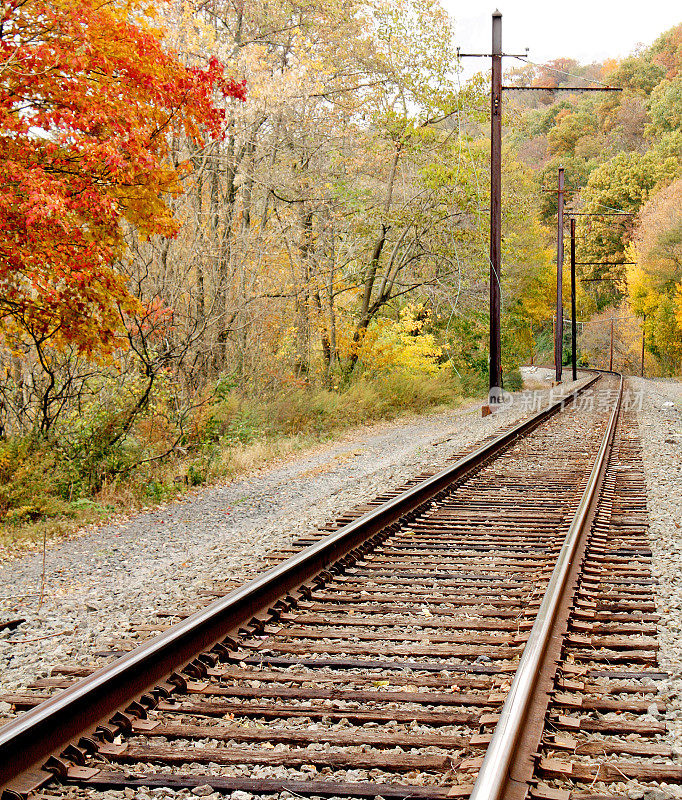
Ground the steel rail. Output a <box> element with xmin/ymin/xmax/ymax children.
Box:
<box><xmin>469</xmin><ymin>373</ymin><xmax>623</xmax><ymax>800</ymax></box>
<box><xmin>0</xmin><ymin>374</ymin><xmax>598</xmax><ymax>797</ymax></box>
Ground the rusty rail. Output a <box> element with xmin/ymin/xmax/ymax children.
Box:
<box><xmin>469</xmin><ymin>373</ymin><xmax>623</xmax><ymax>800</ymax></box>
<box><xmin>0</xmin><ymin>376</ymin><xmax>598</xmax><ymax>797</ymax></box>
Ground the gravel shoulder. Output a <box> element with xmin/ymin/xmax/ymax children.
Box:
<box><xmin>0</xmin><ymin>368</ymin><xmax>582</xmax><ymax>698</ymax></box>
<box><xmin>631</xmin><ymin>377</ymin><xmax>682</xmax><ymax>757</ymax></box>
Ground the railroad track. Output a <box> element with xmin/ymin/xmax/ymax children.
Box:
<box><xmin>0</xmin><ymin>373</ymin><xmax>678</xmax><ymax>800</ymax></box>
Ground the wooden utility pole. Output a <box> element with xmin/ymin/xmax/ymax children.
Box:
<box><xmin>609</xmin><ymin>316</ymin><xmax>614</xmax><ymax>371</ymax></box>
<box><xmin>566</xmin><ymin>211</ymin><xmax>636</xmax><ymax>379</ymax></box>
<box><xmin>489</xmin><ymin>10</ymin><xmax>503</xmax><ymax>400</ymax></box>
<box><xmin>555</xmin><ymin>167</ymin><xmax>565</xmax><ymax>383</ymax></box>
<box><xmin>570</xmin><ymin>217</ymin><xmax>577</xmax><ymax>381</ymax></box>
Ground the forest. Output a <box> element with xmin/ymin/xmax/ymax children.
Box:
<box><xmin>0</xmin><ymin>0</ymin><xmax>680</xmax><ymax>544</ymax></box>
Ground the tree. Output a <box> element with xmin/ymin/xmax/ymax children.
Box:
<box><xmin>547</xmin><ymin>110</ymin><xmax>598</xmax><ymax>156</ymax></box>
<box><xmin>0</xmin><ymin>0</ymin><xmax>245</xmax><ymax>361</ymax></box>
<box><xmin>576</xmin><ymin>148</ymin><xmax>678</xmax><ymax>310</ymax></box>
<box><xmin>647</xmin><ymin>77</ymin><xmax>682</xmax><ymax>137</ymax></box>
<box><xmin>650</xmin><ymin>23</ymin><xmax>682</xmax><ymax>79</ymax></box>
<box><xmin>628</xmin><ymin>179</ymin><xmax>682</xmax><ymax>374</ymax></box>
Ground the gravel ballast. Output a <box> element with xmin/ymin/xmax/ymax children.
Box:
<box><xmin>0</xmin><ymin>369</ymin><xmax>580</xmax><ymax>698</ymax></box>
<box><xmin>1</xmin><ymin>371</ymin><xmax>681</xmax><ymax>800</ymax></box>
<box><xmin>631</xmin><ymin>377</ymin><xmax>682</xmax><ymax>769</ymax></box>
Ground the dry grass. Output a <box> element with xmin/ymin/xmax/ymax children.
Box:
<box><xmin>0</xmin><ymin>504</ymin><xmax>111</xmax><ymax>562</ymax></box>
<box><xmin>1</xmin><ymin>370</ymin><xmax>473</xmax><ymax>561</ymax></box>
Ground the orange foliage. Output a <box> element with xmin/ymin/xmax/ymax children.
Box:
<box><xmin>0</xmin><ymin>0</ymin><xmax>245</xmax><ymax>356</ymax></box>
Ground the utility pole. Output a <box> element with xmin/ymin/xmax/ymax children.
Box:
<box><xmin>468</xmin><ymin>26</ymin><xmax>624</xmax><ymax>800</ymax></box>
<box><xmin>609</xmin><ymin>316</ymin><xmax>614</xmax><ymax>371</ymax></box>
<box><xmin>489</xmin><ymin>10</ymin><xmax>502</xmax><ymax>402</ymax></box>
<box><xmin>564</xmin><ymin>210</ymin><xmax>635</xmax><ymax>379</ymax></box>
<box><xmin>570</xmin><ymin>217</ymin><xmax>577</xmax><ymax>381</ymax></box>
<box><xmin>458</xmin><ymin>17</ymin><xmax>620</xmax><ymax>416</ymax></box>
<box><xmin>641</xmin><ymin>313</ymin><xmax>646</xmax><ymax>377</ymax></box>
<box><xmin>555</xmin><ymin>168</ymin><xmax>565</xmax><ymax>383</ymax></box>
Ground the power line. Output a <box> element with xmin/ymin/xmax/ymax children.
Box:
<box><xmin>510</xmin><ymin>55</ymin><xmax>613</xmax><ymax>88</ymax></box>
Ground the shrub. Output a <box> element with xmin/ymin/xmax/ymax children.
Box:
<box><xmin>0</xmin><ymin>362</ymin><xmax>474</xmax><ymax>538</ymax></box>
<box><xmin>187</xmin><ymin>464</ymin><xmax>204</xmax><ymax>486</ymax></box>
<box><xmin>505</xmin><ymin>369</ymin><xmax>524</xmax><ymax>392</ymax></box>
<box><xmin>0</xmin><ymin>439</ymin><xmax>74</xmax><ymax>524</ymax></box>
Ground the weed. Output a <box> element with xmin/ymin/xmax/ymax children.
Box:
<box><xmin>187</xmin><ymin>464</ymin><xmax>204</xmax><ymax>486</ymax></box>
<box><xmin>0</xmin><ymin>367</ymin><xmax>477</xmax><ymax>556</ymax></box>
<box><xmin>505</xmin><ymin>369</ymin><xmax>524</xmax><ymax>392</ymax></box>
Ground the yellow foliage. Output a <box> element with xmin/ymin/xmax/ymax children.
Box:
<box><xmin>628</xmin><ymin>180</ymin><xmax>682</xmax><ymax>373</ymax></box>
<box><xmin>354</xmin><ymin>305</ymin><xmax>444</xmax><ymax>375</ymax></box>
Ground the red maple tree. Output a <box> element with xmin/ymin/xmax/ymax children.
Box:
<box><xmin>0</xmin><ymin>0</ymin><xmax>245</xmax><ymax>355</ymax></box>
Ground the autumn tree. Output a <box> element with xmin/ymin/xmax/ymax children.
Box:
<box><xmin>628</xmin><ymin>178</ymin><xmax>682</xmax><ymax>373</ymax></box>
<box><xmin>0</xmin><ymin>0</ymin><xmax>244</xmax><ymax>432</ymax></box>
<box><xmin>145</xmin><ymin>0</ymin><xmax>483</xmax><ymax>385</ymax></box>
<box><xmin>576</xmin><ymin>148</ymin><xmax>678</xmax><ymax>311</ymax></box>
<box><xmin>0</xmin><ymin>0</ymin><xmax>244</xmax><ymax>360</ymax></box>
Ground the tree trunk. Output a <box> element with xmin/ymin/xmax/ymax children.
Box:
<box><xmin>294</xmin><ymin>205</ymin><xmax>314</xmax><ymax>378</ymax></box>
<box><xmin>347</xmin><ymin>146</ymin><xmax>401</xmax><ymax>372</ymax></box>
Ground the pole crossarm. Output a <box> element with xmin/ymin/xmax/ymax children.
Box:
<box><xmin>503</xmin><ymin>86</ymin><xmax>622</xmax><ymax>92</ymax></box>
<box><xmin>580</xmin><ymin>277</ymin><xmax>628</xmax><ymax>282</ymax></box>
<box><xmin>457</xmin><ymin>51</ymin><xmax>528</xmax><ymax>58</ymax></box>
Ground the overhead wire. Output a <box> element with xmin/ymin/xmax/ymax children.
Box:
<box><xmin>510</xmin><ymin>55</ymin><xmax>612</xmax><ymax>88</ymax></box>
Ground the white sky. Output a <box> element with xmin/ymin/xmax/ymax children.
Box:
<box><xmin>444</xmin><ymin>1</ymin><xmax>681</xmax><ymax>79</ymax></box>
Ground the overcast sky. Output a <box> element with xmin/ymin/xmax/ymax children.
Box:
<box><xmin>444</xmin><ymin>1</ymin><xmax>681</xmax><ymax>79</ymax></box>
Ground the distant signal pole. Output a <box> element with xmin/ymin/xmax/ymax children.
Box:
<box><xmin>565</xmin><ymin>209</ymin><xmax>634</xmax><ymax>380</ymax></box>
<box><xmin>555</xmin><ymin>168</ymin><xmax>565</xmax><ymax>383</ymax></box>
